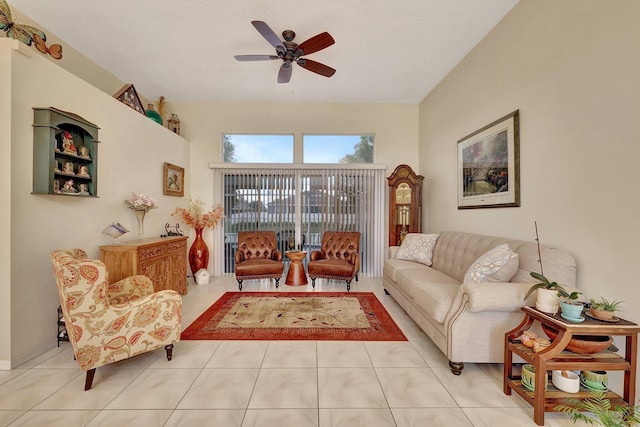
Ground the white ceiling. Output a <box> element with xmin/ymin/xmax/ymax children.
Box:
<box><xmin>10</xmin><ymin>0</ymin><xmax>518</xmax><ymax>104</ymax></box>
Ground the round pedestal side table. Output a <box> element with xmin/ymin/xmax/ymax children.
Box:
<box><xmin>285</xmin><ymin>250</ymin><xmax>308</xmax><ymax>286</ymax></box>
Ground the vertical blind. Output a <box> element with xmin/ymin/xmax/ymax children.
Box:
<box><xmin>210</xmin><ymin>163</ymin><xmax>386</xmax><ymax>277</ymax></box>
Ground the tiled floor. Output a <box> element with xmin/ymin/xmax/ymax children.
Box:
<box><xmin>0</xmin><ymin>276</ymin><xmax>586</xmax><ymax>426</ymax></box>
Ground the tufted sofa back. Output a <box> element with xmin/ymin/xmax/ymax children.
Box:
<box><xmin>319</xmin><ymin>231</ymin><xmax>361</xmax><ymax>261</ymax></box>
<box><xmin>237</xmin><ymin>231</ymin><xmax>280</xmax><ymax>260</ymax></box>
<box><xmin>431</xmin><ymin>231</ymin><xmax>577</xmax><ymax>286</ymax></box>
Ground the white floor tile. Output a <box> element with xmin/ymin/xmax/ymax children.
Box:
<box><xmin>376</xmin><ymin>367</ymin><xmax>458</xmax><ymax>408</ymax></box>
<box><xmin>365</xmin><ymin>341</ymin><xmax>427</xmax><ymax>367</ymax></box>
<box><xmin>318</xmin><ymin>368</ymin><xmax>387</xmax><ymax>408</ymax></box>
<box><xmin>262</xmin><ymin>341</ymin><xmax>317</xmax><ymax>368</ymax></box>
<box><xmin>392</xmin><ymin>408</ymin><xmax>473</xmax><ymax>427</ymax></box>
<box><xmin>242</xmin><ymin>408</ymin><xmax>319</xmax><ymax>427</ymax></box>
<box><xmin>205</xmin><ymin>340</ymin><xmax>269</xmax><ymax>369</ymax></box>
<box><xmin>319</xmin><ymin>408</ymin><xmax>396</xmax><ymax>427</ymax></box>
<box><xmin>164</xmin><ymin>409</ymin><xmax>244</xmax><ymax>427</ymax></box>
<box><xmin>0</xmin><ymin>369</ymin><xmax>81</xmax><ymax>410</ymax></box>
<box><xmin>85</xmin><ymin>409</ymin><xmax>173</xmax><ymax>426</ymax></box>
<box><xmin>249</xmin><ymin>368</ymin><xmax>318</xmax><ymax>409</ymax></box>
<box><xmin>177</xmin><ymin>368</ymin><xmax>259</xmax><ymax>409</ymax></box>
<box><xmin>7</xmin><ymin>410</ymin><xmax>100</xmax><ymax>426</ymax></box>
<box><xmin>317</xmin><ymin>341</ymin><xmax>373</xmax><ymax>368</ymax></box>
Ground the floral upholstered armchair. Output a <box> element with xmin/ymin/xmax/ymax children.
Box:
<box><xmin>50</xmin><ymin>249</ymin><xmax>182</xmax><ymax>390</ymax></box>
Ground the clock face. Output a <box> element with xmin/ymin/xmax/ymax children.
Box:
<box><xmin>395</xmin><ymin>183</ymin><xmax>412</xmax><ymax>204</ymax></box>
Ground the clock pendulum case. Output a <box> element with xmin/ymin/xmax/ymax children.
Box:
<box><xmin>387</xmin><ymin>164</ymin><xmax>424</xmax><ymax>246</ymax></box>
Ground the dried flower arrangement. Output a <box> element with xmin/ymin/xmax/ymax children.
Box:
<box><xmin>172</xmin><ymin>198</ymin><xmax>224</xmax><ymax>229</ymax></box>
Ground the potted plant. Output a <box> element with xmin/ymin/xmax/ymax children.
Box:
<box><xmin>589</xmin><ymin>297</ymin><xmax>623</xmax><ymax>321</ymax></box>
<box><xmin>555</xmin><ymin>389</ymin><xmax>640</xmax><ymax>426</ymax></box>
<box><xmin>557</xmin><ymin>288</ymin><xmax>584</xmax><ymax>320</ymax></box>
<box><xmin>524</xmin><ymin>271</ymin><xmax>567</xmax><ymax>314</ymax></box>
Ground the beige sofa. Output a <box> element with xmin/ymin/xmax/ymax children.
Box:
<box><xmin>383</xmin><ymin>231</ymin><xmax>577</xmax><ymax>375</ymax></box>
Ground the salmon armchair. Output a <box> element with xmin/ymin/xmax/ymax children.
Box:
<box><xmin>235</xmin><ymin>231</ymin><xmax>285</xmax><ymax>290</ymax></box>
<box><xmin>308</xmin><ymin>231</ymin><xmax>361</xmax><ymax>291</ymax></box>
<box><xmin>50</xmin><ymin>249</ymin><xmax>182</xmax><ymax>390</ymax></box>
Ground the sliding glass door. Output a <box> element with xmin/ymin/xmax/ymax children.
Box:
<box><xmin>212</xmin><ymin>164</ymin><xmax>386</xmax><ymax>277</ymax></box>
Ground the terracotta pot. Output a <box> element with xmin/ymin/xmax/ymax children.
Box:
<box><xmin>188</xmin><ymin>227</ymin><xmax>209</xmax><ymax>277</ymax></box>
<box><xmin>541</xmin><ymin>323</ymin><xmax>613</xmax><ymax>354</ymax></box>
<box><xmin>589</xmin><ymin>307</ymin><xmax>615</xmax><ymax>320</ymax></box>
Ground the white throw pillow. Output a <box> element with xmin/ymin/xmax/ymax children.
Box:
<box><xmin>463</xmin><ymin>243</ymin><xmax>519</xmax><ymax>284</ymax></box>
<box><xmin>395</xmin><ymin>233</ymin><xmax>440</xmax><ymax>266</ymax></box>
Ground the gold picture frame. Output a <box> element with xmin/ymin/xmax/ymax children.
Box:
<box><xmin>163</xmin><ymin>162</ymin><xmax>184</xmax><ymax>197</ymax></box>
<box><xmin>457</xmin><ymin>110</ymin><xmax>520</xmax><ymax>209</ymax></box>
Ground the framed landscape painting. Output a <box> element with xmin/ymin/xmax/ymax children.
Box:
<box><xmin>457</xmin><ymin>110</ymin><xmax>520</xmax><ymax>209</ymax></box>
<box><xmin>163</xmin><ymin>162</ymin><xmax>184</xmax><ymax>197</ymax></box>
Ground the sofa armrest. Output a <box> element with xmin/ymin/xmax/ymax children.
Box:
<box><xmin>235</xmin><ymin>251</ymin><xmax>245</xmax><ymax>264</ymax></box>
<box><xmin>388</xmin><ymin>246</ymin><xmax>400</xmax><ymax>259</ymax></box>
<box><xmin>271</xmin><ymin>250</ymin><xmax>283</xmax><ymax>262</ymax></box>
<box><xmin>458</xmin><ymin>282</ymin><xmax>534</xmax><ymax>314</ymax></box>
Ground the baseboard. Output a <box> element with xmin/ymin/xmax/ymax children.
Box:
<box><xmin>0</xmin><ymin>359</ymin><xmax>11</xmax><ymax>370</ymax></box>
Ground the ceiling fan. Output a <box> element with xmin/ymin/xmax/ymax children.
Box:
<box><xmin>235</xmin><ymin>21</ymin><xmax>336</xmax><ymax>84</ymax></box>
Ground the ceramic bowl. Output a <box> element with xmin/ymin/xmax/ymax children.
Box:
<box><xmin>541</xmin><ymin>324</ymin><xmax>613</xmax><ymax>354</ymax></box>
<box><xmin>521</xmin><ymin>364</ymin><xmax>548</xmax><ymax>391</ymax></box>
<box><xmin>581</xmin><ymin>370</ymin><xmax>608</xmax><ymax>391</ymax></box>
<box><xmin>552</xmin><ymin>370</ymin><xmax>580</xmax><ymax>393</ymax></box>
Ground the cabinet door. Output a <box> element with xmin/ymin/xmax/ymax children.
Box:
<box><xmin>168</xmin><ymin>240</ymin><xmax>188</xmax><ymax>294</ymax></box>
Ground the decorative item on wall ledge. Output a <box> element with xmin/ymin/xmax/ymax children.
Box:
<box><xmin>125</xmin><ymin>193</ymin><xmax>158</xmax><ymax>235</ymax></box>
<box><xmin>457</xmin><ymin>110</ymin><xmax>520</xmax><ymax>209</ymax></box>
<box><xmin>155</xmin><ymin>96</ymin><xmax>168</xmax><ymax>123</ymax></box>
<box><xmin>172</xmin><ymin>198</ymin><xmax>224</xmax><ymax>276</ymax></box>
<box><xmin>0</xmin><ymin>0</ymin><xmax>63</xmax><ymax>59</ymax></box>
<box><xmin>163</xmin><ymin>162</ymin><xmax>185</xmax><ymax>197</ymax></box>
<box><xmin>113</xmin><ymin>84</ymin><xmax>146</xmax><ymax>115</ymax></box>
<box><xmin>167</xmin><ymin>114</ymin><xmax>181</xmax><ymax>135</ymax></box>
<box><xmin>145</xmin><ymin>103</ymin><xmax>163</xmax><ymax>124</ymax></box>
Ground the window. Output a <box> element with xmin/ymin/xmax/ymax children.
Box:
<box><xmin>223</xmin><ymin>134</ymin><xmax>294</xmax><ymax>163</ymax></box>
<box><xmin>303</xmin><ymin>135</ymin><xmax>374</xmax><ymax>164</ymax></box>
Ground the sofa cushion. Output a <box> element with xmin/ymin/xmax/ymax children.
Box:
<box><xmin>383</xmin><ymin>258</ymin><xmax>426</xmax><ymax>282</ymax></box>
<box><xmin>463</xmin><ymin>243</ymin><xmax>519</xmax><ymax>284</ymax></box>
<box><xmin>396</xmin><ymin>233</ymin><xmax>439</xmax><ymax>266</ymax></box>
<box><xmin>396</xmin><ymin>268</ymin><xmax>460</xmax><ymax>322</ymax></box>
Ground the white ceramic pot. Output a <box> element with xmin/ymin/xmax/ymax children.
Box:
<box><xmin>536</xmin><ymin>288</ymin><xmax>560</xmax><ymax>313</ymax></box>
<box><xmin>195</xmin><ymin>268</ymin><xmax>211</xmax><ymax>285</ymax></box>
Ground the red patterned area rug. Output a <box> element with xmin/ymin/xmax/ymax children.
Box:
<box><xmin>181</xmin><ymin>292</ymin><xmax>407</xmax><ymax>341</ymax></box>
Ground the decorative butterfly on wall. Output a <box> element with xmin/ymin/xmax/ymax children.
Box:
<box><xmin>0</xmin><ymin>0</ymin><xmax>63</xmax><ymax>59</ymax></box>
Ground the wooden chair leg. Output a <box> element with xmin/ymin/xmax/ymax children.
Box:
<box><xmin>165</xmin><ymin>344</ymin><xmax>174</xmax><ymax>361</ymax></box>
<box><xmin>237</xmin><ymin>280</ymin><xmax>243</xmax><ymax>291</ymax></box>
<box><xmin>275</xmin><ymin>278</ymin><xmax>280</xmax><ymax>288</ymax></box>
<box><xmin>346</xmin><ymin>280</ymin><xmax>352</xmax><ymax>292</ymax></box>
<box><xmin>84</xmin><ymin>368</ymin><xmax>96</xmax><ymax>391</ymax></box>
<box><xmin>311</xmin><ymin>278</ymin><xmax>316</xmax><ymax>288</ymax></box>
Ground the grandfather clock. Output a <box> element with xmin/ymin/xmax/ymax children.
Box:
<box><xmin>388</xmin><ymin>164</ymin><xmax>424</xmax><ymax>246</ymax></box>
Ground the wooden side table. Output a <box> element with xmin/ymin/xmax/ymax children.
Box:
<box><xmin>504</xmin><ymin>306</ymin><xmax>640</xmax><ymax>425</ymax></box>
<box><xmin>285</xmin><ymin>250</ymin><xmax>308</xmax><ymax>286</ymax></box>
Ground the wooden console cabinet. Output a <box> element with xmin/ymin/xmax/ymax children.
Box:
<box><xmin>100</xmin><ymin>236</ymin><xmax>188</xmax><ymax>295</ymax></box>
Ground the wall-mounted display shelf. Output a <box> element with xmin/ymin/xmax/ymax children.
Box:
<box><xmin>33</xmin><ymin>107</ymin><xmax>100</xmax><ymax>197</ymax></box>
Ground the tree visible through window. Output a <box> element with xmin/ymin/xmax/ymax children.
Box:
<box><xmin>303</xmin><ymin>135</ymin><xmax>374</xmax><ymax>164</ymax></box>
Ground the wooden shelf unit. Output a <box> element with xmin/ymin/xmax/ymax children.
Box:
<box><xmin>504</xmin><ymin>306</ymin><xmax>640</xmax><ymax>425</ymax></box>
<box><xmin>100</xmin><ymin>236</ymin><xmax>188</xmax><ymax>295</ymax></box>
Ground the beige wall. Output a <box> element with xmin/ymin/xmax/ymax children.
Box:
<box><xmin>419</xmin><ymin>0</ymin><xmax>640</xmax><ymax>317</ymax></box>
<box><xmin>1</xmin><ymin>39</ymin><xmax>189</xmax><ymax>368</ymax></box>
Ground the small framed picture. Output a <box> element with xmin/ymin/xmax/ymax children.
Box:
<box><xmin>163</xmin><ymin>162</ymin><xmax>184</xmax><ymax>197</ymax></box>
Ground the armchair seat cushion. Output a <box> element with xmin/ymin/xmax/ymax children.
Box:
<box><xmin>308</xmin><ymin>258</ymin><xmax>355</xmax><ymax>278</ymax></box>
<box><xmin>236</xmin><ymin>259</ymin><xmax>285</xmax><ymax>277</ymax></box>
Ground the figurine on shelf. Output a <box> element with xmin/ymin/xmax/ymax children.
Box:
<box><xmin>54</xmin><ymin>159</ymin><xmax>61</xmax><ymax>172</ymax></box>
<box><xmin>63</xmin><ymin>161</ymin><xmax>75</xmax><ymax>175</ymax></box>
<box><xmin>53</xmin><ymin>179</ymin><xmax>60</xmax><ymax>193</ymax></box>
<box><xmin>61</xmin><ymin>131</ymin><xmax>77</xmax><ymax>155</ymax></box>
<box><xmin>61</xmin><ymin>179</ymin><xmax>77</xmax><ymax>193</ymax></box>
<box><xmin>77</xmin><ymin>165</ymin><xmax>90</xmax><ymax>177</ymax></box>
<box><xmin>78</xmin><ymin>146</ymin><xmax>90</xmax><ymax>158</ymax></box>
<box><xmin>78</xmin><ymin>183</ymin><xmax>90</xmax><ymax>195</ymax></box>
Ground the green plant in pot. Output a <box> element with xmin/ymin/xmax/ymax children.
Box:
<box><xmin>555</xmin><ymin>389</ymin><xmax>640</xmax><ymax>426</ymax></box>
<box><xmin>589</xmin><ymin>297</ymin><xmax>623</xmax><ymax>321</ymax></box>
<box><xmin>557</xmin><ymin>289</ymin><xmax>584</xmax><ymax>321</ymax></box>
<box><xmin>524</xmin><ymin>271</ymin><xmax>567</xmax><ymax>314</ymax></box>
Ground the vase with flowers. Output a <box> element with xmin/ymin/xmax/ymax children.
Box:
<box><xmin>125</xmin><ymin>193</ymin><xmax>158</xmax><ymax>235</ymax></box>
<box><xmin>173</xmin><ymin>198</ymin><xmax>224</xmax><ymax>277</ymax></box>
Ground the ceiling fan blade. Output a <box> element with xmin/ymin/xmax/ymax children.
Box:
<box><xmin>295</xmin><ymin>32</ymin><xmax>335</xmax><ymax>56</ymax></box>
<box><xmin>297</xmin><ymin>58</ymin><xmax>336</xmax><ymax>78</ymax></box>
<box><xmin>234</xmin><ymin>55</ymin><xmax>279</xmax><ymax>61</ymax></box>
<box><xmin>278</xmin><ymin>61</ymin><xmax>293</xmax><ymax>83</ymax></box>
<box><xmin>251</xmin><ymin>21</ymin><xmax>284</xmax><ymax>50</ymax></box>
